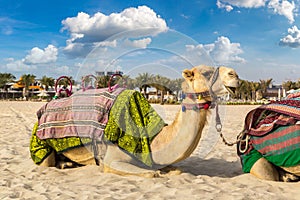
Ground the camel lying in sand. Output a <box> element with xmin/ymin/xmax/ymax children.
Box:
<box><xmin>30</xmin><ymin>65</ymin><xmax>239</xmax><ymax>177</ymax></box>
<box><xmin>237</xmin><ymin>93</ymin><xmax>300</xmax><ymax>182</ymax></box>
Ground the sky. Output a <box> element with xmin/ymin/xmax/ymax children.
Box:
<box><xmin>1</xmin><ymin>0</ymin><xmax>300</xmax><ymax>84</ymax></box>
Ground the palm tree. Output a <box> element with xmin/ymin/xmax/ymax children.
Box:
<box><xmin>40</xmin><ymin>75</ymin><xmax>55</xmax><ymax>91</ymax></box>
<box><xmin>236</xmin><ymin>80</ymin><xmax>251</xmax><ymax>101</ymax></box>
<box><xmin>96</xmin><ymin>75</ymin><xmax>111</xmax><ymax>88</ymax></box>
<box><xmin>54</xmin><ymin>76</ymin><xmax>75</xmax><ymax>97</ymax></box>
<box><xmin>152</xmin><ymin>75</ymin><xmax>171</xmax><ymax>104</ymax></box>
<box><xmin>260</xmin><ymin>78</ymin><xmax>273</xmax><ymax>98</ymax></box>
<box><xmin>135</xmin><ymin>73</ymin><xmax>154</xmax><ymax>92</ymax></box>
<box><xmin>169</xmin><ymin>78</ymin><xmax>183</xmax><ymax>101</ymax></box>
<box><xmin>0</xmin><ymin>73</ymin><xmax>16</xmax><ymax>99</ymax></box>
<box><xmin>21</xmin><ymin>74</ymin><xmax>36</xmax><ymax>100</ymax></box>
<box><xmin>121</xmin><ymin>75</ymin><xmax>135</xmax><ymax>89</ymax></box>
<box><xmin>249</xmin><ymin>81</ymin><xmax>261</xmax><ymax>101</ymax></box>
<box><xmin>282</xmin><ymin>80</ymin><xmax>299</xmax><ymax>91</ymax></box>
<box><xmin>55</xmin><ymin>76</ymin><xmax>75</xmax><ymax>91</ymax></box>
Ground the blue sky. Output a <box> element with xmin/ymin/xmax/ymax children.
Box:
<box><xmin>1</xmin><ymin>0</ymin><xmax>300</xmax><ymax>84</ymax></box>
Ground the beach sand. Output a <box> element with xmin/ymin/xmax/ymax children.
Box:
<box><xmin>1</xmin><ymin>101</ymin><xmax>299</xmax><ymax>200</ymax></box>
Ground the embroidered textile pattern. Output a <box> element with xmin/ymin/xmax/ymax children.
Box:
<box><xmin>104</xmin><ymin>90</ymin><xmax>166</xmax><ymax>166</ymax></box>
<box><xmin>36</xmin><ymin>87</ymin><xmax>125</xmax><ymax>140</ymax></box>
<box><xmin>237</xmin><ymin>100</ymin><xmax>300</xmax><ymax>172</ymax></box>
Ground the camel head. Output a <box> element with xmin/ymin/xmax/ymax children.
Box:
<box><xmin>182</xmin><ymin>65</ymin><xmax>239</xmax><ymax>98</ymax></box>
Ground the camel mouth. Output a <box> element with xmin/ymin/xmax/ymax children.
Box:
<box><xmin>225</xmin><ymin>86</ymin><xmax>236</xmax><ymax>96</ymax></box>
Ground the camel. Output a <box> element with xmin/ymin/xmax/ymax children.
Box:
<box><xmin>237</xmin><ymin>93</ymin><xmax>300</xmax><ymax>182</ymax></box>
<box><xmin>30</xmin><ymin>65</ymin><xmax>239</xmax><ymax>177</ymax></box>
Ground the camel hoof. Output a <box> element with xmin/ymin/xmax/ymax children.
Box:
<box><xmin>159</xmin><ymin>165</ymin><xmax>182</xmax><ymax>176</ymax></box>
<box><xmin>280</xmin><ymin>173</ymin><xmax>300</xmax><ymax>182</ymax></box>
<box><xmin>56</xmin><ymin>161</ymin><xmax>78</xmax><ymax>169</ymax></box>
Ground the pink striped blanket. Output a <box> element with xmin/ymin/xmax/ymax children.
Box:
<box><xmin>36</xmin><ymin>87</ymin><xmax>125</xmax><ymax>141</ymax></box>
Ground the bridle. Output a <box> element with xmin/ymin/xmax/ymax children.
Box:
<box><xmin>181</xmin><ymin>67</ymin><xmax>220</xmax><ymax>112</ymax></box>
<box><xmin>181</xmin><ymin>67</ymin><xmax>239</xmax><ymax>146</ymax></box>
<box><xmin>181</xmin><ymin>91</ymin><xmax>213</xmax><ymax>112</ymax></box>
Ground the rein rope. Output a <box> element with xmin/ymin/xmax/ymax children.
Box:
<box><xmin>209</xmin><ymin>67</ymin><xmax>244</xmax><ymax>147</ymax></box>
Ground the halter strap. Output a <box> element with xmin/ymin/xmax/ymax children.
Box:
<box><xmin>209</xmin><ymin>67</ymin><xmax>220</xmax><ymax>101</ymax></box>
<box><xmin>181</xmin><ymin>101</ymin><xmax>214</xmax><ymax>112</ymax></box>
<box><xmin>181</xmin><ymin>91</ymin><xmax>210</xmax><ymax>100</ymax></box>
<box><xmin>181</xmin><ymin>89</ymin><xmax>213</xmax><ymax>112</ymax></box>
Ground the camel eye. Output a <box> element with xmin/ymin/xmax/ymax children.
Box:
<box><xmin>228</xmin><ymin>71</ymin><xmax>235</xmax><ymax>77</ymax></box>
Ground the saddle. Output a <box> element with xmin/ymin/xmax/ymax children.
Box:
<box><xmin>37</xmin><ymin>75</ymin><xmax>125</xmax><ymax>141</ymax></box>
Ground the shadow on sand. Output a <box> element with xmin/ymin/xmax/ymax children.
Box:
<box><xmin>175</xmin><ymin>156</ymin><xmax>243</xmax><ymax>178</ymax></box>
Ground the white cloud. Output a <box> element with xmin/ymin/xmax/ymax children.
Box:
<box><xmin>216</xmin><ymin>1</ymin><xmax>234</xmax><ymax>12</ymax></box>
<box><xmin>268</xmin><ymin>0</ymin><xmax>296</xmax><ymax>23</ymax></box>
<box><xmin>217</xmin><ymin>0</ymin><xmax>266</xmax><ymax>9</ymax></box>
<box><xmin>23</xmin><ymin>45</ymin><xmax>58</xmax><ymax>64</ymax></box>
<box><xmin>124</xmin><ymin>38</ymin><xmax>152</xmax><ymax>48</ymax></box>
<box><xmin>61</xmin><ymin>6</ymin><xmax>168</xmax><ymax>57</ymax></box>
<box><xmin>98</xmin><ymin>40</ymin><xmax>117</xmax><ymax>48</ymax></box>
<box><xmin>3</xmin><ymin>45</ymin><xmax>59</xmax><ymax>75</ymax></box>
<box><xmin>53</xmin><ymin>65</ymin><xmax>72</xmax><ymax>75</ymax></box>
<box><xmin>217</xmin><ymin>0</ymin><xmax>296</xmax><ymax>23</ymax></box>
<box><xmin>61</xmin><ymin>6</ymin><xmax>168</xmax><ymax>41</ymax></box>
<box><xmin>5</xmin><ymin>58</ymin><xmax>35</xmax><ymax>72</ymax></box>
<box><xmin>279</xmin><ymin>25</ymin><xmax>300</xmax><ymax>47</ymax></box>
<box><xmin>180</xmin><ymin>14</ymin><xmax>190</xmax><ymax>19</ymax></box>
<box><xmin>64</xmin><ymin>41</ymin><xmax>93</xmax><ymax>58</ymax></box>
<box><xmin>185</xmin><ymin>36</ymin><xmax>245</xmax><ymax>64</ymax></box>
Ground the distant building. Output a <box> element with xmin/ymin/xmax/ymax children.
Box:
<box><xmin>265</xmin><ymin>84</ymin><xmax>285</xmax><ymax>100</ymax></box>
<box><xmin>11</xmin><ymin>77</ymin><xmax>43</xmax><ymax>91</ymax></box>
<box><xmin>95</xmin><ymin>70</ymin><xmax>123</xmax><ymax>76</ymax></box>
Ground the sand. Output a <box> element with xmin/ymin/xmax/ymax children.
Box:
<box><xmin>0</xmin><ymin>101</ymin><xmax>299</xmax><ymax>200</ymax></box>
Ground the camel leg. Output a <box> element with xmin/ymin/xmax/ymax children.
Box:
<box><xmin>103</xmin><ymin>145</ymin><xmax>159</xmax><ymax>177</ymax></box>
<box><xmin>282</xmin><ymin>164</ymin><xmax>300</xmax><ymax>176</ymax></box>
<box><xmin>39</xmin><ymin>151</ymin><xmax>56</xmax><ymax>167</ymax></box>
<box><xmin>250</xmin><ymin>158</ymin><xmax>279</xmax><ymax>181</ymax></box>
<box><xmin>279</xmin><ymin>165</ymin><xmax>300</xmax><ymax>182</ymax></box>
<box><xmin>62</xmin><ymin>145</ymin><xmax>96</xmax><ymax>166</ymax></box>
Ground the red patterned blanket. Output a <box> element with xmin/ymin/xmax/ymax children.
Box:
<box><xmin>238</xmin><ymin>100</ymin><xmax>300</xmax><ymax>169</ymax></box>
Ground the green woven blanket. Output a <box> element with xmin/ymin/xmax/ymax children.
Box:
<box><xmin>30</xmin><ymin>90</ymin><xmax>165</xmax><ymax>166</ymax></box>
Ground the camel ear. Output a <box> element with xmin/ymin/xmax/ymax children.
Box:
<box><xmin>182</xmin><ymin>69</ymin><xmax>194</xmax><ymax>81</ymax></box>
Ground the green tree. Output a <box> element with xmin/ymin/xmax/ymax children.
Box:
<box><xmin>135</xmin><ymin>73</ymin><xmax>154</xmax><ymax>92</ymax></box>
<box><xmin>249</xmin><ymin>81</ymin><xmax>260</xmax><ymax>101</ymax></box>
<box><xmin>40</xmin><ymin>75</ymin><xmax>55</xmax><ymax>91</ymax></box>
<box><xmin>96</xmin><ymin>75</ymin><xmax>111</xmax><ymax>88</ymax></box>
<box><xmin>21</xmin><ymin>74</ymin><xmax>36</xmax><ymax>99</ymax></box>
<box><xmin>152</xmin><ymin>75</ymin><xmax>171</xmax><ymax>104</ymax></box>
<box><xmin>0</xmin><ymin>73</ymin><xmax>16</xmax><ymax>98</ymax></box>
<box><xmin>169</xmin><ymin>78</ymin><xmax>183</xmax><ymax>101</ymax></box>
<box><xmin>56</xmin><ymin>76</ymin><xmax>75</xmax><ymax>90</ymax></box>
<box><xmin>282</xmin><ymin>80</ymin><xmax>299</xmax><ymax>91</ymax></box>
<box><xmin>259</xmin><ymin>78</ymin><xmax>272</xmax><ymax>98</ymax></box>
<box><xmin>121</xmin><ymin>75</ymin><xmax>135</xmax><ymax>89</ymax></box>
<box><xmin>236</xmin><ymin>80</ymin><xmax>251</xmax><ymax>101</ymax></box>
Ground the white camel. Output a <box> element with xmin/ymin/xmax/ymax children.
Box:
<box><xmin>31</xmin><ymin>65</ymin><xmax>239</xmax><ymax>177</ymax></box>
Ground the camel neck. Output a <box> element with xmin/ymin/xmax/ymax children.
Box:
<box><xmin>150</xmin><ymin>98</ymin><xmax>209</xmax><ymax>167</ymax></box>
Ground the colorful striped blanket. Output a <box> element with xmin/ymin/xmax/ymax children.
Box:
<box><xmin>238</xmin><ymin>100</ymin><xmax>300</xmax><ymax>172</ymax></box>
<box><xmin>37</xmin><ymin>87</ymin><xmax>125</xmax><ymax>140</ymax></box>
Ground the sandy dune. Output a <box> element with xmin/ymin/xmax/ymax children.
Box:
<box><xmin>1</xmin><ymin>101</ymin><xmax>299</xmax><ymax>200</ymax></box>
